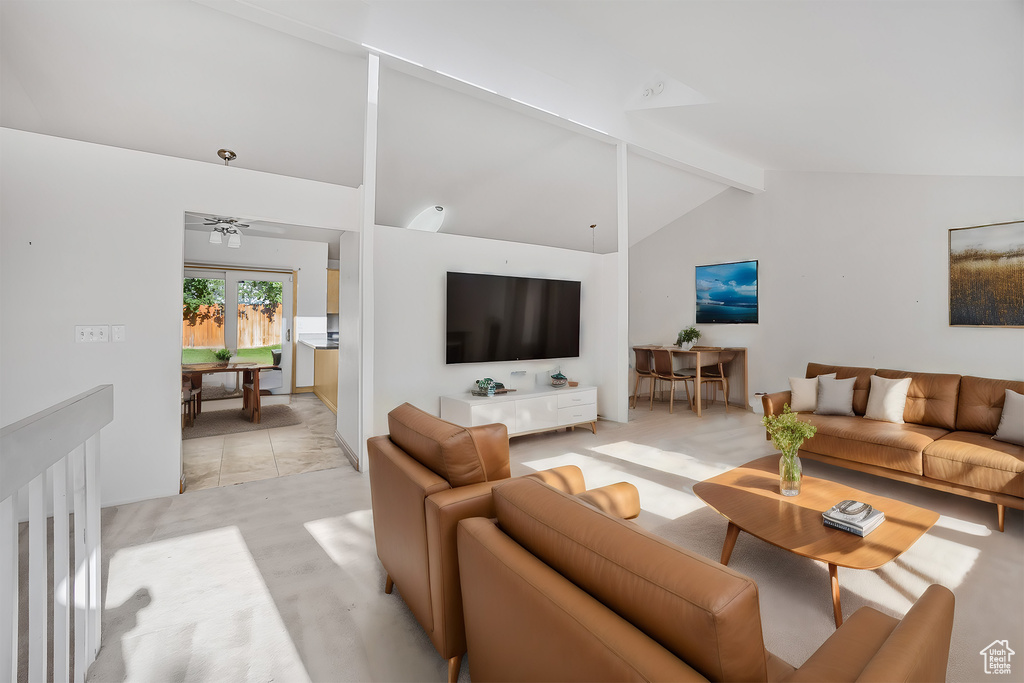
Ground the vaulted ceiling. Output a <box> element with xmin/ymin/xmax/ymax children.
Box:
<box><xmin>3</xmin><ymin>1</ymin><xmax>1020</xmax><ymax>253</ymax></box>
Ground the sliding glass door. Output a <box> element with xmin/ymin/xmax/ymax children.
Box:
<box><xmin>183</xmin><ymin>268</ymin><xmax>293</xmax><ymax>393</ymax></box>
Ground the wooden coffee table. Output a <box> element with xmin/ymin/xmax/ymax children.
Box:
<box><xmin>692</xmin><ymin>455</ymin><xmax>939</xmax><ymax>626</ymax></box>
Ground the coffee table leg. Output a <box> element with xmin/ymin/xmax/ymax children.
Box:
<box><xmin>721</xmin><ymin>522</ymin><xmax>741</xmax><ymax>565</ymax></box>
<box><xmin>829</xmin><ymin>563</ymin><xmax>843</xmax><ymax>627</ymax></box>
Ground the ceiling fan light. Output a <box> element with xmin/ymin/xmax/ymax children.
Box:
<box><xmin>209</xmin><ymin>230</ymin><xmax>223</xmax><ymax>245</ymax></box>
<box><xmin>407</xmin><ymin>205</ymin><xmax>445</xmax><ymax>232</ymax></box>
<box><xmin>227</xmin><ymin>232</ymin><xmax>241</xmax><ymax>248</ymax></box>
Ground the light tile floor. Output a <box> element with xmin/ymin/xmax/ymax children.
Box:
<box><xmin>183</xmin><ymin>393</ymin><xmax>348</xmax><ymax>491</ymax></box>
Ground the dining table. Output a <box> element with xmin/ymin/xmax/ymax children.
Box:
<box><xmin>638</xmin><ymin>346</ymin><xmax>749</xmax><ymax>417</ymax></box>
<box><xmin>181</xmin><ymin>362</ymin><xmax>279</xmax><ymax>424</ymax></box>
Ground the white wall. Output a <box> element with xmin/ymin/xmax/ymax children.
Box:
<box><xmin>336</xmin><ymin>229</ymin><xmax>361</xmax><ymax>462</ymax></box>
<box><xmin>630</xmin><ymin>171</ymin><xmax>1024</xmax><ymax>401</ymax></box>
<box><xmin>0</xmin><ymin>129</ymin><xmax>359</xmax><ymax>506</ymax></box>
<box><xmin>371</xmin><ymin>225</ymin><xmax>617</xmax><ymax>435</ymax></box>
<box><xmin>184</xmin><ymin>230</ymin><xmax>331</xmax><ymax>331</ymax></box>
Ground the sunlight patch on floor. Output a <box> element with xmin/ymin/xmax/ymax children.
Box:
<box><xmin>589</xmin><ymin>440</ymin><xmax>733</xmax><ymax>481</ymax></box>
<box><xmin>304</xmin><ymin>509</ymin><xmax>377</xmax><ymax>577</ymax></box>
<box><xmin>104</xmin><ymin>526</ymin><xmax>310</xmax><ymax>682</ymax></box>
<box><xmin>522</xmin><ymin>452</ymin><xmax>706</xmax><ymax>520</ymax></box>
<box><xmin>933</xmin><ymin>514</ymin><xmax>993</xmax><ymax>537</ymax></box>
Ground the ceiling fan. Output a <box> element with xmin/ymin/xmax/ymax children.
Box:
<box><xmin>185</xmin><ymin>213</ymin><xmax>287</xmax><ymax>248</ymax></box>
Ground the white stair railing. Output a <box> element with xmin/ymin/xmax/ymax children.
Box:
<box><xmin>1</xmin><ymin>385</ymin><xmax>113</xmax><ymax>683</ymax></box>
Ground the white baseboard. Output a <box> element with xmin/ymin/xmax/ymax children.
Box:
<box><xmin>336</xmin><ymin>431</ymin><xmax>359</xmax><ymax>471</ymax></box>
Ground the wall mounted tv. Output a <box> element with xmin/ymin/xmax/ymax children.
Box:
<box><xmin>446</xmin><ymin>272</ymin><xmax>581</xmax><ymax>364</ymax></box>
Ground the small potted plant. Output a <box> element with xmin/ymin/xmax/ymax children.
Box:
<box><xmin>762</xmin><ymin>404</ymin><xmax>817</xmax><ymax>496</ymax></box>
<box><xmin>676</xmin><ymin>325</ymin><xmax>701</xmax><ymax>349</ymax></box>
<box><xmin>214</xmin><ymin>348</ymin><xmax>232</xmax><ymax>363</ymax></box>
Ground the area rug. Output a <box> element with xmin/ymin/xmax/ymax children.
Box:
<box><xmin>182</xmin><ymin>405</ymin><xmax>302</xmax><ymax>439</ymax></box>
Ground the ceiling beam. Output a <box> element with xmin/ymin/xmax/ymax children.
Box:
<box><xmin>196</xmin><ymin>0</ymin><xmax>765</xmax><ymax>193</ymax></box>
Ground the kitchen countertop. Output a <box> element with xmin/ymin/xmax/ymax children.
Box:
<box><xmin>299</xmin><ymin>335</ymin><xmax>338</xmax><ymax>350</ymax></box>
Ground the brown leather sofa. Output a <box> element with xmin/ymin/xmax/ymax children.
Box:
<box><xmin>763</xmin><ymin>363</ymin><xmax>1023</xmax><ymax>531</ymax></box>
<box><xmin>367</xmin><ymin>402</ymin><xmax>640</xmax><ymax>682</ymax></box>
<box><xmin>458</xmin><ymin>476</ymin><xmax>955</xmax><ymax>682</ymax></box>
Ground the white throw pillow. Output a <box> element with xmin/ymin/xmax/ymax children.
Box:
<box><xmin>864</xmin><ymin>375</ymin><xmax>912</xmax><ymax>424</ymax></box>
<box><xmin>815</xmin><ymin>376</ymin><xmax>857</xmax><ymax>416</ymax></box>
<box><xmin>993</xmin><ymin>389</ymin><xmax>1024</xmax><ymax>447</ymax></box>
<box><xmin>789</xmin><ymin>373</ymin><xmax>837</xmax><ymax>412</ymax></box>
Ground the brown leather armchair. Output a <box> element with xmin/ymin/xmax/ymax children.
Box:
<box><xmin>458</xmin><ymin>477</ymin><xmax>955</xmax><ymax>682</ymax></box>
<box><xmin>367</xmin><ymin>403</ymin><xmax>639</xmax><ymax>682</ymax></box>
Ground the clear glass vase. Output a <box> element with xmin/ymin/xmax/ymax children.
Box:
<box><xmin>779</xmin><ymin>454</ymin><xmax>802</xmax><ymax>497</ymax></box>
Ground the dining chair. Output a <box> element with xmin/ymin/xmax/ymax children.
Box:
<box><xmin>181</xmin><ymin>376</ymin><xmax>198</xmax><ymax>428</ymax></box>
<box><xmin>651</xmin><ymin>348</ymin><xmax>693</xmax><ymax>414</ymax></box>
<box><xmin>631</xmin><ymin>346</ymin><xmax>657</xmax><ymax>410</ymax></box>
<box><xmin>688</xmin><ymin>350</ymin><xmax>737</xmax><ymax>413</ymax></box>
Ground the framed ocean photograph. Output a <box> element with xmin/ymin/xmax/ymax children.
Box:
<box><xmin>949</xmin><ymin>221</ymin><xmax>1024</xmax><ymax>327</ymax></box>
<box><xmin>695</xmin><ymin>260</ymin><xmax>758</xmax><ymax>324</ymax></box>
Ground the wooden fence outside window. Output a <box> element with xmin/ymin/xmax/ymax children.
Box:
<box><xmin>182</xmin><ymin>304</ymin><xmax>283</xmax><ymax>349</ymax></box>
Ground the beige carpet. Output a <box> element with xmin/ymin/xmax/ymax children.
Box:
<box><xmin>76</xmin><ymin>404</ymin><xmax>1022</xmax><ymax>681</ymax></box>
<box><xmin>182</xmin><ymin>404</ymin><xmax>302</xmax><ymax>439</ymax></box>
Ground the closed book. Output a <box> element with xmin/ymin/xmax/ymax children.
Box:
<box><xmin>822</xmin><ymin>511</ymin><xmax>885</xmax><ymax>536</ymax></box>
<box><xmin>824</xmin><ymin>499</ymin><xmax>875</xmax><ymax>525</ymax></box>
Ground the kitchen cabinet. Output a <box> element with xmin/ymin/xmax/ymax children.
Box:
<box><xmin>313</xmin><ymin>347</ymin><xmax>338</xmax><ymax>414</ymax></box>
<box><xmin>327</xmin><ymin>268</ymin><xmax>339</xmax><ymax>315</ymax></box>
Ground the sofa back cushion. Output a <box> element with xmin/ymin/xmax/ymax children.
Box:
<box><xmin>493</xmin><ymin>477</ymin><xmax>769</xmax><ymax>683</ymax></box>
<box><xmin>387</xmin><ymin>403</ymin><xmax>509</xmax><ymax>487</ymax></box>
<box><xmin>807</xmin><ymin>363</ymin><xmax>875</xmax><ymax>415</ymax></box>
<box><xmin>956</xmin><ymin>376</ymin><xmax>1024</xmax><ymax>434</ymax></box>
<box><xmin>873</xmin><ymin>369</ymin><xmax>959</xmax><ymax>431</ymax></box>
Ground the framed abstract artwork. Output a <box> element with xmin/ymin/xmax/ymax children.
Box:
<box><xmin>695</xmin><ymin>260</ymin><xmax>758</xmax><ymax>324</ymax></box>
<box><xmin>948</xmin><ymin>221</ymin><xmax>1024</xmax><ymax>327</ymax></box>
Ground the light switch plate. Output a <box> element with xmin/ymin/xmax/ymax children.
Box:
<box><xmin>112</xmin><ymin>325</ymin><xmax>126</xmax><ymax>342</ymax></box>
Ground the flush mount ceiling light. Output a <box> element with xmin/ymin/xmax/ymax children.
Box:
<box><xmin>204</xmin><ymin>216</ymin><xmax>249</xmax><ymax>248</ymax></box>
<box><xmin>407</xmin><ymin>205</ymin><xmax>445</xmax><ymax>232</ymax></box>
<box><xmin>217</xmin><ymin>149</ymin><xmax>237</xmax><ymax>166</ymax></box>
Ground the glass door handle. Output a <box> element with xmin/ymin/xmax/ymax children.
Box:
<box><xmin>286</xmin><ymin>329</ymin><xmax>291</xmax><ymax>342</ymax></box>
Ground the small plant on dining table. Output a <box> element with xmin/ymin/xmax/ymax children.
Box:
<box><xmin>214</xmin><ymin>348</ymin><xmax>232</xmax><ymax>362</ymax></box>
<box><xmin>676</xmin><ymin>325</ymin><xmax>701</xmax><ymax>347</ymax></box>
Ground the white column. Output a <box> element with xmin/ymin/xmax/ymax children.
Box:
<box><xmin>359</xmin><ymin>53</ymin><xmax>380</xmax><ymax>472</ymax></box>
<box><xmin>609</xmin><ymin>141</ymin><xmax>631</xmax><ymax>422</ymax></box>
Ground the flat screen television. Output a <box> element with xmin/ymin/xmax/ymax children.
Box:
<box><xmin>446</xmin><ymin>272</ymin><xmax>581</xmax><ymax>364</ymax></box>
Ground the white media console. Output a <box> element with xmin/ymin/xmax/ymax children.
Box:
<box><xmin>440</xmin><ymin>384</ymin><xmax>597</xmax><ymax>437</ymax></box>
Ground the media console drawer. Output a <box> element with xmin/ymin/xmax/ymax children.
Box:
<box><xmin>440</xmin><ymin>385</ymin><xmax>597</xmax><ymax>437</ymax></box>
<box><xmin>556</xmin><ymin>389</ymin><xmax>596</xmax><ymax>409</ymax></box>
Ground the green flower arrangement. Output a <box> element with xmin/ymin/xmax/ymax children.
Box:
<box><xmin>214</xmin><ymin>348</ymin><xmax>232</xmax><ymax>361</ymax></box>
<box><xmin>762</xmin><ymin>404</ymin><xmax>817</xmax><ymax>458</ymax></box>
<box><xmin>676</xmin><ymin>325</ymin><xmax>701</xmax><ymax>347</ymax></box>
<box><xmin>762</xmin><ymin>404</ymin><xmax>817</xmax><ymax>488</ymax></box>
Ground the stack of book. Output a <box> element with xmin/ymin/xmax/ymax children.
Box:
<box><xmin>822</xmin><ymin>499</ymin><xmax>885</xmax><ymax>536</ymax></box>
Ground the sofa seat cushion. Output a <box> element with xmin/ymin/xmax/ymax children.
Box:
<box><xmin>800</xmin><ymin>415</ymin><xmax>949</xmax><ymax>475</ymax></box>
<box><xmin>923</xmin><ymin>431</ymin><xmax>1024</xmax><ymax>498</ymax></box>
<box><xmin>492</xmin><ymin>477</ymin><xmax>770</xmax><ymax>683</ymax></box>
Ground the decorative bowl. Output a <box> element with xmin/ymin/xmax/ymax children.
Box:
<box><xmin>551</xmin><ymin>377</ymin><xmax>568</xmax><ymax>388</ymax></box>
